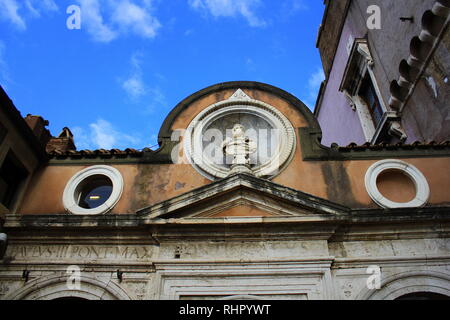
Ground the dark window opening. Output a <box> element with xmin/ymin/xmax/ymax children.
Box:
<box><xmin>359</xmin><ymin>74</ymin><xmax>384</xmax><ymax>128</ymax></box>
<box><xmin>76</xmin><ymin>175</ymin><xmax>113</xmax><ymax>209</ymax></box>
<box><xmin>0</xmin><ymin>122</ymin><xmax>7</xmax><ymax>145</ymax></box>
<box><xmin>0</xmin><ymin>151</ymin><xmax>29</xmax><ymax>209</ymax></box>
<box><xmin>52</xmin><ymin>297</ymin><xmax>88</xmax><ymax>301</ymax></box>
<box><xmin>376</xmin><ymin>130</ymin><xmax>393</xmax><ymax>145</ymax></box>
<box><xmin>395</xmin><ymin>292</ymin><xmax>450</xmax><ymax>300</ymax></box>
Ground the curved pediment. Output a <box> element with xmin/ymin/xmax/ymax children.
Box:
<box><xmin>158</xmin><ymin>81</ymin><xmax>321</xmax><ymax>141</ymax></box>
<box><xmin>156</xmin><ymin>81</ymin><xmax>322</xmax><ymax>182</ymax></box>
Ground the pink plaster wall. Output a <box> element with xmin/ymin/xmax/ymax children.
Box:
<box><xmin>317</xmin><ymin>18</ymin><xmax>366</xmax><ymax>147</ymax></box>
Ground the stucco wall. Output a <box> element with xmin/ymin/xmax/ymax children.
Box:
<box><xmin>17</xmin><ymin>87</ymin><xmax>450</xmax><ymax>214</ymax></box>
<box><xmin>317</xmin><ymin>11</ymin><xmax>366</xmax><ymax>146</ymax></box>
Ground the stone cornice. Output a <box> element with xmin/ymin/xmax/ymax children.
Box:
<box><xmin>299</xmin><ymin>128</ymin><xmax>450</xmax><ymax>160</ymax></box>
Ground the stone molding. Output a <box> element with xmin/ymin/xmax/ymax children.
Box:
<box><xmin>184</xmin><ymin>89</ymin><xmax>296</xmax><ymax>180</ymax></box>
<box><xmin>153</xmin><ymin>258</ymin><xmax>335</xmax><ymax>300</ymax></box>
<box><xmin>299</xmin><ymin>128</ymin><xmax>450</xmax><ymax>161</ymax></box>
<box><xmin>357</xmin><ymin>270</ymin><xmax>450</xmax><ymax>300</ymax></box>
<box><xmin>3</xmin><ymin>274</ymin><xmax>131</xmax><ymax>300</ymax></box>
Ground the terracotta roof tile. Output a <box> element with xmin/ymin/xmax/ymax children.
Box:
<box><xmin>47</xmin><ymin>139</ymin><xmax>450</xmax><ymax>160</ymax></box>
<box><xmin>337</xmin><ymin>140</ymin><xmax>450</xmax><ymax>152</ymax></box>
<box><xmin>48</xmin><ymin>148</ymin><xmax>145</xmax><ymax>159</ymax></box>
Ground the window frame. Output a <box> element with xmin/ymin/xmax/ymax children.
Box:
<box><xmin>365</xmin><ymin>159</ymin><xmax>430</xmax><ymax>209</ymax></box>
<box><xmin>62</xmin><ymin>165</ymin><xmax>124</xmax><ymax>215</ymax></box>
<box><xmin>340</xmin><ymin>38</ymin><xmax>391</xmax><ymax>143</ymax></box>
<box><xmin>359</xmin><ymin>74</ymin><xmax>384</xmax><ymax>127</ymax></box>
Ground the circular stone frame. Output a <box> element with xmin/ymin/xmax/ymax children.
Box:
<box><xmin>364</xmin><ymin>159</ymin><xmax>430</xmax><ymax>209</ymax></box>
<box><xmin>63</xmin><ymin>165</ymin><xmax>124</xmax><ymax>215</ymax></box>
<box><xmin>183</xmin><ymin>98</ymin><xmax>296</xmax><ymax>180</ymax></box>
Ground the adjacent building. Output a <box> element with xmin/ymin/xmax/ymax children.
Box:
<box><xmin>315</xmin><ymin>0</ymin><xmax>449</xmax><ymax>146</ymax></box>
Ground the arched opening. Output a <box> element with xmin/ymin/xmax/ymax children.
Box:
<box><xmin>52</xmin><ymin>297</ymin><xmax>89</xmax><ymax>301</ymax></box>
<box><xmin>357</xmin><ymin>271</ymin><xmax>450</xmax><ymax>300</ymax></box>
<box><xmin>4</xmin><ymin>275</ymin><xmax>131</xmax><ymax>300</ymax></box>
<box><xmin>395</xmin><ymin>292</ymin><xmax>450</xmax><ymax>300</ymax></box>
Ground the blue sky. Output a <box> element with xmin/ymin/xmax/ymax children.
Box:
<box><xmin>0</xmin><ymin>0</ymin><xmax>325</xmax><ymax>150</ymax></box>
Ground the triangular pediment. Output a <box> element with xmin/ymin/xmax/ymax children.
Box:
<box><xmin>137</xmin><ymin>173</ymin><xmax>349</xmax><ymax>222</ymax></box>
<box><xmin>227</xmin><ymin>88</ymin><xmax>252</xmax><ymax>101</ymax></box>
<box><xmin>197</xmin><ymin>204</ymin><xmax>275</xmax><ymax>218</ymax></box>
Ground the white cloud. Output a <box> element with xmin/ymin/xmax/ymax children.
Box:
<box><xmin>122</xmin><ymin>52</ymin><xmax>147</xmax><ymax>98</ymax></box>
<box><xmin>0</xmin><ymin>0</ymin><xmax>161</xmax><ymax>42</ymax></box>
<box><xmin>72</xmin><ymin>119</ymin><xmax>141</xmax><ymax>150</ymax></box>
<box><xmin>75</xmin><ymin>0</ymin><xmax>161</xmax><ymax>43</ymax></box>
<box><xmin>245</xmin><ymin>57</ymin><xmax>256</xmax><ymax>72</ymax></box>
<box><xmin>71</xmin><ymin>126</ymin><xmax>91</xmax><ymax>150</ymax></box>
<box><xmin>39</xmin><ymin>0</ymin><xmax>58</xmax><ymax>12</ymax></box>
<box><xmin>279</xmin><ymin>0</ymin><xmax>308</xmax><ymax>21</ymax></box>
<box><xmin>184</xmin><ymin>28</ymin><xmax>194</xmax><ymax>36</ymax></box>
<box><xmin>304</xmin><ymin>67</ymin><xmax>325</xmax><ymax>109</ymax></box>
<box><xmin>77</xmin><ymin>0</ymin><xmax>117</xmax><ymax>42</ymax></box>
<box><xmin>0</xmin><ymin>0</ymin><xmax>26</xmax><ymax>30</ymax></box>
<box><xmin>25</xmin><ymin>1</ymin><xmax>41</xmax><ymax>18</ymax></box>
<box><xmin>189</xmin><ymin>0</ymin><xmax>266</xmax><ymax>27</ymax></box>
<box><xmin>308</xmin><ymin>67</ymin><xmax>325</xmax><ymax>89</ymax></box>
<box><xmin>123</xmin><ymin>76</ymin><xmax>146</xmax><ymax>98</ymax></box>
<box><xmin>146</xmin><ymin>86</ymin><xmax>167</xmax><ymax>111</ymax></box>
<box><xmin>0</xmin><ymin>0</ymin><xmax>57</xmax><ymax>30</ymax></box>
<box><xmin>111</xmin><ymin>0</ymin><xmax>161</xmax><ymax>38</ymax></box>
<box><xmin>283</xmin><ymin>0</ymin><xmax>308</xmax><ymax>15</ymax></box>
<box><xmin>120</xmin><ymin>52</ymin><xmax>167</xmax><ymax>113</ymax></box>
<box><xmin>0</xmin><ymin>41</ymin><xmax>13</xmax><ymax>87</ymax></box>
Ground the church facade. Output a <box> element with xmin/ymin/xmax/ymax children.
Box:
<box><xmin>0</xmin><ymin>0</ymin><xmax>449</xmax><ymax>301</ymax></box>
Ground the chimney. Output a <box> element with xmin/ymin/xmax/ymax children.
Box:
<box><xmin>24</xmin><ymin>114</ymin><xmax>51</xmax><ymax>146</ymax></box>
<box><xmin>46</xmin><ymin>127</ymin><xmax>76</xmax><ymax>153</ymax></box>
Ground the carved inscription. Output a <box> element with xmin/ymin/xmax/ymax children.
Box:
<box><xmin>7</xmin><ymin>245</ymin><xmax>154</xmax><ymax>261</ymax></box>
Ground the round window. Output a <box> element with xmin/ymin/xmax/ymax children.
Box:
<box><xmin>63</xmin><ymin>165</ymin><xmax>124</xmax><ymax>215</ymax></box>
<box><xmin>365</xmin><ymin>159</ymin><xmax>430</xmax><ymax>209</ymax></box>
<box><xmin>183</xmin><ymin>89</ymin><xmax>296</xmax><ymax>180</ymax></box>
<box><xmin>75</xmin><ymin>175</ymin><xmax>113</xmax><ymax>209</ymax></box>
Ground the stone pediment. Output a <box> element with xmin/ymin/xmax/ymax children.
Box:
<box><xmin>137</xmin><ymin>173</ymin><xmax>349</xmax><ymax>222</ymax></box>
<box><xmin>196</xmin><ymin>204</ymin><xmax>275</xmax><ymax>218</ymax></box>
